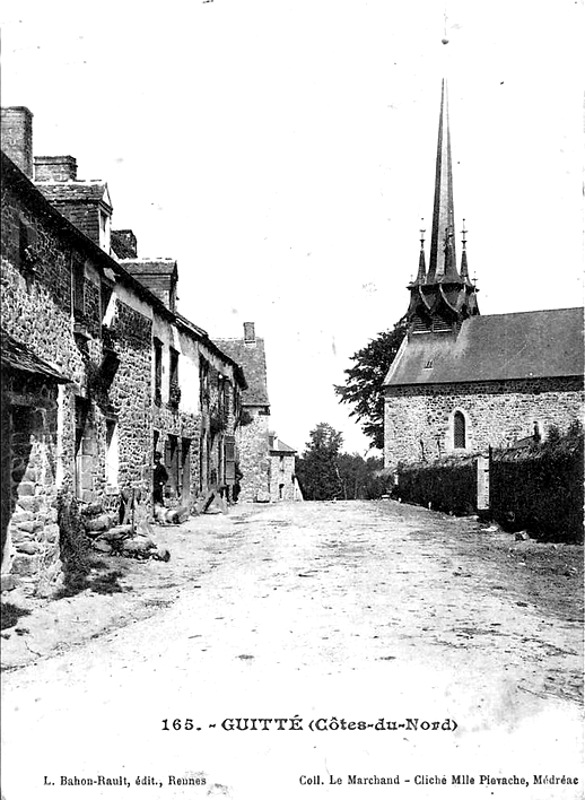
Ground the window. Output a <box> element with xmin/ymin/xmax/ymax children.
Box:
<box><xmin>453</xmin><ymin>411</ymin><xmax>466</xmax><ymax>449</ymax></box>
<box><xmin>153</xmin><ymin>339</ymin><xmax>162</xmax><ymax>406</ymax></box>
<box><xmin>99</xmin><ymin>210</ymin><xmax>110</xmax><ymax>251</ymax></box>
<box><xmin>200</xmin><ymin>357</ymin><xmax>210</xmax><ymax>409</ymax></box>
<box><xmin>169</xmin><ymin>347</ymin><xmax>180</xmax><ymax>407</ymax></box>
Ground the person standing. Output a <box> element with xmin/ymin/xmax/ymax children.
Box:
<box><xmin>153</xmin><ymin>451</ymin><xmax>168</xmax><ymax>507</ymax></box>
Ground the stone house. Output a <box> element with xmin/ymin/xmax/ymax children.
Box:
<box><xmin>214</xmin><ymin>323</ymin><xmax>272</xmax><ymax>502</ymax></box>
<box><xmin>268</xmin><ymin>435</ymin><xmax>302</xmax><ymax>502</ymax></box>
<box><xmin>111</xmin><ymin>237</ymin><xmax>246</xmax><ymax>504</ymax></box>
<box><xmin>1</xmin><ymin>106</ymin><xmax>245</xmax><ymax>594</ymax></box>
<box><xmin>1</xmin><ymin>123</ymin><xmax>128</xmax><ymax>594</ymax></box>
<box><xmin>383</xmin><ymin>83</ymin><xmax>585</xmax><ymax>469</ymax></box>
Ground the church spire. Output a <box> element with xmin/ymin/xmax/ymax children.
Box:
<box><xmin>405</xmin><ymin>80</ymin><xmax>480</xmax><ymax>332</ymax></box>
<box><xmin>415</xmin><ymin>220</ymin><xmax>427</xmax><ymax>283</ymax></box>
<box><xmin>427</xmin><ymin>79</ymin><xmax>458</xmax><ymax>283</ymax></box>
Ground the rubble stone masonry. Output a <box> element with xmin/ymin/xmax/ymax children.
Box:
<box><xmin>384</xmin><ymin>376</ymin><xmax>585</xmax><ymax>468</ymax></box>
<box><xmin>108</xmin><ymin>299</ymin><xmax>153</xmax><ymax>495</ymax></box>
<box><xmin>237</xmin><ymin>412</ymin><xmax>271</xmax><ymax>502</ymax></box>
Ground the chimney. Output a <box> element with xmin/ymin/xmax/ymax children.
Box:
<box><xmin>243</xmin><ymin>322</ymin><xmax>256</xmax><ymax>344</ymax></box>
<box><xmin>1</xmin><ymin>107</ymin><xmax>34</xmax><ymax>178</ymax></box>
<box><xmin>34</xmin><ymin>155</ymin><xmax>78</xmax><ymax>182</ymax></box>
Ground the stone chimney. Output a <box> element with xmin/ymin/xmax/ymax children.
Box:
<box><xmin>34</xmin><ymin>155</ymin><xmax>78</xmax><ymax>182</ymax></box>
<box><xmin>1</xmin><ymin>107</ymin><xmax>34</xmax><ymax>178</ymax></box>
<box><xmin>243</xmin><ymin>322</ymin><xmax>256</xmax><ymax>345</ymax></box>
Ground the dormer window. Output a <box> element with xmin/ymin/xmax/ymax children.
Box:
<box><xmin>99</xmin><ymin>209</ymin><xmax>111</xmax><ymax>252</ymax></box>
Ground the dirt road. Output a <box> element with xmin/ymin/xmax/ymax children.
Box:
<box><xmin>1</xmin><ymin>501</ymin><xmax>583</xmax><ymax>799</ymax></box>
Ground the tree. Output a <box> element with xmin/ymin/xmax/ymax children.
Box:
<box><xmin>334</xmin><ymin>316</ymin><xmax>408</xmax><ymax>451</ymax></box>
<box><xmin>337</xmin><ymin>454</ymin><xmax>386</xmax><ymax>499</ymax></box>
<box><xmin>296</xmin><ymin>423</ymin><xmax>344</xmax><ymax>501</ymax></box>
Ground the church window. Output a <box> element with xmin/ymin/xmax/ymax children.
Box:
<box><xmin>453</xmin><ymin>411</ymin><xmax>466</xmax><ymax>449</ymax></box>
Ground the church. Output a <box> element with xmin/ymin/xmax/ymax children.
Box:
<box><xmin>383</xmin><ymin>81</ymin><xmax>584</xmax><ymax>469</ymax></box>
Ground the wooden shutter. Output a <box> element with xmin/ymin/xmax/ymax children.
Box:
<box><xmin>225</xmin><ymin>434</ymin><xmax>236</xmax><ymax>484</ymax></box>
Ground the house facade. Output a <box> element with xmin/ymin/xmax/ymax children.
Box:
<box><xmin>1</xmin><ymin>106</ymin><xmax>245</xmax><ymax>594</ymax></box>
<box><xmin>215</xmin><ymin>323</ymin><xmax>272</xmax><ymax>502</ymax></box>
<box><xmin>383</xmin><ymin>83</ymin><xmax>584</xmax><ymax>469</ymax></box>
<box><xmin>268</xmin><ymin>435</ymin><xmax>302</xmax><ymax>502</ymax></box>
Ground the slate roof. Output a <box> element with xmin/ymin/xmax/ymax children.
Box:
<box><xmin>36</xmin><ymin>181</ymin><xmax>111</xmax><ymax>208</ymax></box>
<box><xmin>384</xmin><ymin>308</ymin><xmax>584</xmax><ymax>387</ymax></box>
<box><xmin>120</xmin><ymin>259</ymin><xmax>178</xmax><ymax>278</ymax></box>
<box><xmin>110</xmin><ymin>231</ymin><xmax>137</xmax><ymax>259</ymax></box>
<box><xmin>1</xmin><ymin>328</ymin><xmax>69</xmax><ymax>383</ymax></box>
<box><xmin>213</xmin><ymin>337</ymin><xmax>270</xmax><ymax>406</ymax></box>
<box><xmin>270</xmin><ymin>437</ymin><xmax>296</xmax><ymax>454</ymax></box>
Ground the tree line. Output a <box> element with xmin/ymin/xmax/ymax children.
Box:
<box><xmin>296</xmin><ymin>317</ymin><xmax>408</xmax><ymax>500</ymax></box>
<box><xmin>295</xmin><ymin>422</ymin><xmax>386</xmax><ymax>501</ymax></box>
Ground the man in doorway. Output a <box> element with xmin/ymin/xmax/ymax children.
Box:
<box><xmin>153</xmin><ymin>451</ymin><xmax>168</xmax><ymax>507</ymax></box>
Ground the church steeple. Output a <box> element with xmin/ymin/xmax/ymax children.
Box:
<box><xmin>407</xmin><ymin>80</ymin><xmax>479</xmax><ymax>334</ymax></box>
<box><xmin>427</xmin><ymin>80</ymin><xmax>457</xmax><ymax>283</ymax></box>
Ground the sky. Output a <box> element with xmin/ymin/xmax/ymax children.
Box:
<box><xmin>1</xmin><ymin>0</ymin><xmax>583</xmax><ymax>455</ymax></box>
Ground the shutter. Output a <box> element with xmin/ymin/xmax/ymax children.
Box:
<box><xmin>225</xmin><ymin>434</ymin><xmax>236</xmax><ymax>484</ymax></box>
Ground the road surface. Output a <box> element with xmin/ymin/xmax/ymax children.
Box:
<box><xmin>1</xmin><ymin>500</ymin><xmax>583</xmax><ymax>799</ymax></box>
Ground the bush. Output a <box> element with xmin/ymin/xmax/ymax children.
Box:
<box><xmin>397</xmin><ymin>457</ymin><xmax>477</xmax><ymax>515</ymax></box>
<box><xmin>491</xmin><ymin>425</ymin><xmax>584</xmax><ymax>543</ymax></box>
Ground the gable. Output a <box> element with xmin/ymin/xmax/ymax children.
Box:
<box><xmin>214</xmin><ymin>337</ymin><xmax>270</xmax><ymax>406</ymax></box>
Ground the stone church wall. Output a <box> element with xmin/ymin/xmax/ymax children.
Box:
<box><xmin>384</xmin><ymin>376</ymin><xmax>584</xmax><ymax>468</ymax></box>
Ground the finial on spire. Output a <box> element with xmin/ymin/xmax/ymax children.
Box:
<box><xmin>442</xmin><ymin>8</ymin><xmax>449</xmax><ymax>44</ymax></box>
<box><xmin>416</xmin><ymin>218</ymin><xmax>427</xmax><ymax>284</ymax></box>
<box><xmin>460</xmin><ymin>220</ymin><xmax>470</xmax><ymax>279</ymax></box>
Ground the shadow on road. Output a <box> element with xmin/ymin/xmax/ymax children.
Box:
<box><xmin>1</xmin><ymin>603</ymin><xmax>31</xmax><ymax>630</ymax></box>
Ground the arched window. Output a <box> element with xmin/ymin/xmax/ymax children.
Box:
<box><xmin>453</xmin><ymin>411</ymin><xmax>466</xmax><ymax>449</ymax></box>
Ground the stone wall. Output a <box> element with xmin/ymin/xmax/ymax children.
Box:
<box><xmin>107</xmin><ymin>298</ymin><xmax>153</xmax><ymax>497</ymax></box>
<box><xmin>237</xmin><ymin>410</ymin><xmax>271</xmax><ymax>502</ymax></box>
<box><xmin>2</xmin><ymin>163</ymin><xmax>114</xmax><ymax>591</ymax></box>
<box><xmin>384</xmin><ymin>376</ymin><xmax>585</xmax><ymax>468</ymax></box>
<box><xmin>1</xmin><ymin>176</ymin><xmax>93</xmax><ymax>591</ymax></box>
<box><xmin>1</xmin><ymin>373</ymin><xmax>62</xmax><ymax>595</ymax></box>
